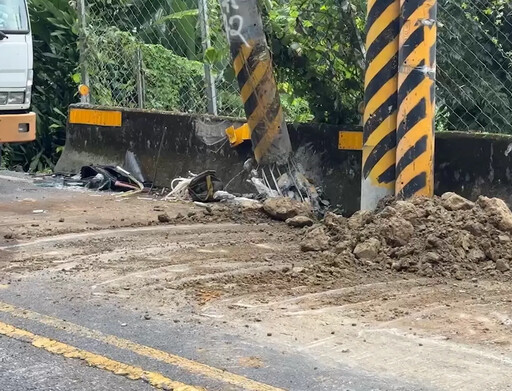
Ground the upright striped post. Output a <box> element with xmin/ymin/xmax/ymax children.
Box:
<box><xmin>361</xmin><ymin>0</ymin><xmax>400</xmax><ymax>210</ymax></box>
<box><xmin>395</xmin><ymin>0</ymin><xmax>437</xmax><ymax>198</ymax></box>
<box><xmin>220</xmin><ymin>0</ymin><xmax>292</xmax><ymax>166</ymax></box>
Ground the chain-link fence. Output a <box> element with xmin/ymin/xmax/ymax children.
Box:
<box><xmin>80</xmin><ymin>0</ymin><xmax>243</xmax><ymax>117</ymax></box>
<box><xmin>78</xmin><ymin>0</ymin><xmax>512</xmax><ymax>133</ymax></box>
<box><xmin>436</xmin><ymin>0</ymin><xmax>512</xmax><ymax>133</ymax></box>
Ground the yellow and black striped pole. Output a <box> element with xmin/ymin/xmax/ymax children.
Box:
<box><xmin>361</xmin><ymin>0</ymin><xmax>400</xmax><ymax>210</ymax></box>
<box><xmin>220</xmin><ymin>0</ymin><xmax>291</xmax><ymax>166</ymax></box>
<box><xmin>395</xmin><ymin>0</ymin><xmax>437</xmax><ymax>198</ymax></box>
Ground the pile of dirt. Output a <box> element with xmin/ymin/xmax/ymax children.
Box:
<box><xmin>301</xmin><ymin>193</ymin><xmax>512</xmax><ymax>279</ymax></box>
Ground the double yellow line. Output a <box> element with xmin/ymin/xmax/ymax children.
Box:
<box><xmin>0</xmin><ymin>320</ymin><xmax>201</xmax><ymax>391</ymax></box>
<box><xmin>0</xmin><ymin>301</ymin><xmax>284</xmax><ymax>391</ymax></box>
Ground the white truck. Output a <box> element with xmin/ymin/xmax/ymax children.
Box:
<box><xmin>0</xmin><ymin>0</ymin><xmax>36</xmax><ymax>145</ymax></box>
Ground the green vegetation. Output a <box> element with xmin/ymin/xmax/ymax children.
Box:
<box><xmin>3</xmin><ymin>0</ymin><xmax>511</xmax><ymax>171</ymax></box>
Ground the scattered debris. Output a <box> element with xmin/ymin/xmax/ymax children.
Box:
<box><xmin>246</xmin><ymin>158</ymin><xmax>326</xmax><ymax>214</ymax></box>
<box><xmin>123</xmin><ymin>150</ymin><xmax>146</xmax><ymax>184</ymax></box>
<box><xmin>250</xmin><ymin>176</ymin><xmax>279</xmax><ymax>198</ymax></box>
<box><xmin>188</xmin><ymin>170</ymin><xmax>224</xmax><ymax>202</ymax></box>
<box><xmin>164</xmin><ymin>176</ymin><xmax>194</xmax><ymax>201</ymax></box>
<box><xmin>80</xmin><ymin>165</ymin><xmax>144</xmax><ymax>193</ymax></box>
<box><xmin>164</xmin><ymin>171</ymin><xmax>224</xmax><ymax>203</ymax></box>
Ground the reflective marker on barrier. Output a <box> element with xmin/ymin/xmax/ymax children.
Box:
<box><xmin>69</xmin><ymin>108</ymin><xmax>122</xmax><ymax>127</ymax></box>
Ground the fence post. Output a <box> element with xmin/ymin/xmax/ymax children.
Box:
<box><xmin>199</xmin><ymin>0</ymin><xmax>218</xmax><ymax>115</ymax></box>
<box><xmin>136</xmin><ymin>47</ymin><xmax>145</xmax><ymax>109</ymax></box>
<box><xmin>395</xmin><ymin>0</ymin><xmax>437</xmax><ymax>198</ymax></box>
<box><xmin>77</xmin><ymin>0</ymin><xmax>90</xmax><ymax>104</ymax></box>
<box><xmin>361</xmin><ymin>0</ymin><xmax>400</xmax><ymax>210</ymax></box>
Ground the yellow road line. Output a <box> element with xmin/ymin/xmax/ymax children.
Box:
<box><xmin>0</xmin><ymin>301</ymin><xmax>284</xmax><ymax>391</ymax></box>
<box><xmin>0</xmin><ymin>320</ymin><xmax>203</xmax><ymax>391</ymax></box>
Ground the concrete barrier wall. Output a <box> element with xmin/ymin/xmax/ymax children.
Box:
<box><xmin>56</xmin><ymin>105</ymin><xmax>512</xmax><ymax>215</ymax></box>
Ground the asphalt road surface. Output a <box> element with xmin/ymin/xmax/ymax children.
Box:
<box><xmin>1</xmin><ymin>171</ymin><xmax>510</xmax><ymax>391</ymax></box>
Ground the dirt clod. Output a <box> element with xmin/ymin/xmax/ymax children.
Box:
<box><xmin>157</xmin><ymin>213</ymin><xmax>171</xmax><ymax>223</ymax></box>
<box><xmin>477</xmin><ymin>196</ymin><xmax>512</xmax><ymax>232</ymax></box>
<box><xmin>263</xmin><ymin>197</ymin><xmax>312</xmax><ymax>221</ymax></box>
<box><xmin>441</xmin><ymin>192</ymin><xmax>475</xmax><ymax>211</ymax></box>
<box><xmin>380</xmin><ymin>217</ymin><xmax>414</xmax><ymax>247</ymax></box>
<box><xmin>353</xmin><ymin>238</ymin><xmax>380</xmax><ymax>260</ymax></box>
<box><xmin>300</xmin><ymin>226</ymin><xmax>330</xmax><ymax>252</ymax></box>
<box><xmin>286</xmin><ymin>215</ymin><xmax>314</xmax><ymax>228</ymax></box>
<box><xmin>496</xmin><ymin>259</ymin><xmax>510</xmax><ymax>273</ymax></box>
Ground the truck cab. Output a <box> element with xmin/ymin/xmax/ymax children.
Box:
<box><xmin>0</xmin><ymin>0</ymin><xmax>36</xmax><ymax>143</ymax></box>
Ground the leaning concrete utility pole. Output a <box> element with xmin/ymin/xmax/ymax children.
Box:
<box><xmin>219</xmin><ymin>0</ymin><xmax>292</xmax><ymax>166</ymax></box>
<box><xmin>360</xmin><ymin>0</ymin><xmax>400</xmax><ymax>210</ymax></box>
<box><xmin>395</xmin><ymin>0</ymin><xmax>437</xmax><ymax>198</ymax></box>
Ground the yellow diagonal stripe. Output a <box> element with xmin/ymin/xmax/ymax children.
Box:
<box><xmin>404</xmin><ymin>0</ymin><xmax>436</xmax><ymax>23</ymax></box>
<box><xmin>396</xmin><ymin>117</ymin><xmax>429</xmax><ymax>163</ymax></box>
<box><xmin>241</xmin><ymin>60</ymin><xmax>271</xmax><ymax>104</ymax></box>
<box><xmin>365</xmin><ymin>37</ymin><xmax>399</xmax><ymax>88</ymax></box>
<box><xmin>365</xmin><ymin>110</ymin><xmax>397</xmax><ymax>148</ymax></box>
<box><xmin>248</xmin><ymin>97</ymin><xmax>274</xmax><ymax>131</ymax></box>
<box><xmin>364</xmin><ymin>77</ymin><xmax>397</xmax><ymax>124</ymax></box>
<box><xmin>0</xmin><ymin>301</ymin><xmax>283</xmax><ymax>391</ymax></box>
<box><xmin>363</xmin><ymin>147</ymin><xmax>396</xmax><ymax>188</ymax></box>
<box><xmin>396</xmin><ymin>77</ymin><xmax>431</xmax><ymax>125</ymax></box>
<box><xmin>396</xmin><ymin>150</ymin><xmax>432</xmax><ymax>197</ymax></box>
<box><xmin>366</xmin><ymin>1</ymin><xmax>399</xmax><ymax>48</ymax></box>
<box><xmin>254</xmin><ymin>108</ymin><xmax>283</xmax><ymax>163</ymax></box>
<box><xmin>0</xmin><ymin>321</ymin><xmax>203</xmax><ymax>391</ymax></box>
<box><xmin>398</xmin><ymin>28</ymin><xmax>425</xmax><ymax>67</ymax></box>
<box><xmin>233</xmin><ymin>44</ymin><xmax>254</xmax><ymax>76</ymax></box>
